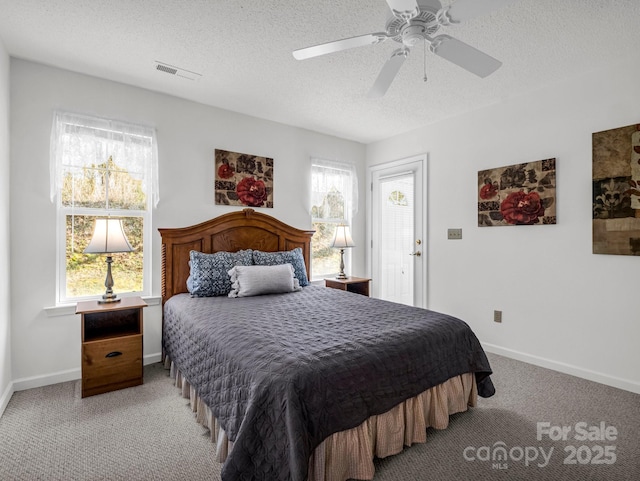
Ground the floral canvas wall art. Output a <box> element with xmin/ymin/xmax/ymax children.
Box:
<box><xmin>592</xmin><ymin>123</ymin><xmax>640</xmax><ymax>255</ymax></box>
<box><xmin>215</xmin><ymin>149</ymin><xmax>273</xmax><ymax>208</ymax></box>
<box><xmin>478</xmin><ymin>158</ymin><xmax>556</xmax><ymax>227</ymax></box>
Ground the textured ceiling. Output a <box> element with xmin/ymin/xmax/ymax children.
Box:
<box><xmin>0</xmin><ymin>0</ymin><xmax>638</xmax><ymax>144</ymax></box>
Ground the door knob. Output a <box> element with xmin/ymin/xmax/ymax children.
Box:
<box><xmin>410</xmin><ymin>251</ymin><xmax>422</xmax><ymax>257</ymax></box>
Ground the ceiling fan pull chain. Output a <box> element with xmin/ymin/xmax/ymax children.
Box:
<box><xmin>423</xmin><ymin>39</ymin><xmax>428</xmax><ymax>83</ymax></box>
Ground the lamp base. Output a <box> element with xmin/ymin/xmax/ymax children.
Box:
<box><xmin>336</xmin><ymin>248</ymin><xmax>348</xmax><ymax>280</ymax></box>
<box><xmin>98</xmin><ymin>255</ymin><xmax>121</xmax><ymax>303</ymax></box>
<box><xmin>98</xmin><ymin>294</ymin><xmax>121</xmax><ymax>304</ymax></box>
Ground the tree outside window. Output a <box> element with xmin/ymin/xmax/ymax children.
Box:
<box><xmin>311</xmin><ymin>160</ymin><xmax>357</xmax><ymax>279</ymax></box>
<box><xmin>51</xmin><ymin>112</ymin><xmax>157</xmax><ymax>303</ymax></box>
<box><xmin>63</xmin><ymin>156</ymin><xmax>145</xmax><ymax>297</ymax></box>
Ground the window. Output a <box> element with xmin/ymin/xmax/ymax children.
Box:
<box><xmin>50</xmin><ymin>112</ymin><xmax>158</xmax><ymax>303</ymax></box>
<box><xmin>310</xmin><ymin>159</ymin><xmax>357</xmax><ymax>279</ymax></box>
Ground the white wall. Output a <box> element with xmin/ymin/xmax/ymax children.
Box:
<box><xmin>11</xmin><ymin>53</ymin><xmax>639</xmax><ymax>396</ymax></box>
<box><xmin>0</xmin><ymin>37</ymin><xmax>12</xmax><ymax>414</ymax></box>
<box><xmin>367</xmin><ymin>57</ymin><xmax>640</xmax><ymax>394</ymax></box>
<box><xmin>9</xmin><ymin>59</ymin><xmax>366</xmax><ymax>387</ymax></box>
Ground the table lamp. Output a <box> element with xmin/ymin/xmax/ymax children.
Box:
<box><xmin>84</xmin><ymin>218</ymin><xmax>134</xmax><ymax>303</ymax></box>
<box><xmin>331</xmin><ymin>224</ymin><xmax>355</xmax><ymax>280</ymax></box>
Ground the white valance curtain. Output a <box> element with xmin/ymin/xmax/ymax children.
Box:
<box><xmin>311</xmin><ymin>158</ymin><xmax>358</xmax><ymax>220</ymax></box>
<box><xmin>50</xmin><ymin>111</ymin><xmax>159</xmax><ymax>207</ymax></box>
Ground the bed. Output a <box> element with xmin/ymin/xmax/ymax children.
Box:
<box><xmin>159</xmin><ymin>208</ymin><xmax>494</xmax><ymax>481</ymax></box>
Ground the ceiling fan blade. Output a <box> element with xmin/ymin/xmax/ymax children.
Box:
<box><xmin>442</xmin><ymin>0</ymin><xmax>518</xmax><ymax>23</ymax></box>
<box><xmin>293</xmin><ymin>33</ymin><xmax>388</xmax><ymax>60</ymax></box>
<box><xmin>385</xmin><ymin>0</ymin><xmax>420</xmax><ymax>21</ymax></box>
<box><xmin>430</xmin><ymin>35</ymin><xmax>501</xmax><ymax>78</ymax></box>
<box><xmin>368</xmin><ymin>48</ymin><xmax>409</xmax><ymax>98</ymax></box>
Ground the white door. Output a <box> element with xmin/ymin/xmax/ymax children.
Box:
<box><xmin>369</xmin><ymin>155</ymin><xmax>426</xmax><ymax>307</ymax></box>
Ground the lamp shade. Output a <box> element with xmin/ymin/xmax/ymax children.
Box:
<box><xmin>332</xmin><ymin>224</ymin><xmax>355</xmax><ymax>249</ymax></box>
<box><xmin>84</xmin><ymin>218</ymin><xmax>134</xmax><ymax>254</ymax></box>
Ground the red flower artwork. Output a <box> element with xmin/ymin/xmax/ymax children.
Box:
<box><xmin>217</xmin><ymin>163</ymin><xmax>234</xmax><ymax>179</ymax></box>
<box><xmin>479</xmin><ymin>182</ymin><xmax>499</xmax><ymax>199</ymax></box>
<box><xmin>500</xmin><ymin>190</ymin><xmax>545</xmax><ymax>225</ymax></box>
<box><xmin>237</xmin><ymin>176</ymin><xmax>268</xmax><ymax>207</ymax></box>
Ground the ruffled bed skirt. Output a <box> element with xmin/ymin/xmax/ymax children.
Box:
<box><xmin>163</xmin><ymin>357</ymin><xmax>477</xmax><ymax>481</ymax></box>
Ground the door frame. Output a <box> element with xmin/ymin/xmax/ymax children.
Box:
<box><xmin>367</xmin><ymin>153</ymin><xmax>428</xmax><ymax>308</ymax></box>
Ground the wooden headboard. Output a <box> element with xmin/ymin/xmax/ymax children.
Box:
<box><xmin>158</xmin><ymin>208</ymin><xmax>315</xmax><ymax>304</ymax></box>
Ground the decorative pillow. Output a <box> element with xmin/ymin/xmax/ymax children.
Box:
<box><xmin>187</xmin><ymin>249</ymin><xmax>253</xmax><ymax>297</ymax></box>
<box><xmin>228</xmin><ymin>264</ymin><xmax>301</xmax><ymax>298</ymax></box>
<box><xmin>252</xmin><ymin>248</ymin><xmax>309</xmax><ymax>286</ymax></box>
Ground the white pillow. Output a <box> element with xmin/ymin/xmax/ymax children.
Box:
<box><xmin>228</xmin><ymin>264</ymin><xmax>302</xmax><ymax>298</ymax></box>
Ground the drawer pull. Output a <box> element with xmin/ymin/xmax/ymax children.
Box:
<box><xmin>105</xmin><ymin>351</ymin><xmax>123</xmax><ymax>358</ymax></box>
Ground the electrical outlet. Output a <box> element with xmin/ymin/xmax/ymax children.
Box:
<box><xmin>494</xmin><ymin>310</ymin><xmax>502</xmax><ymax>323</ymax></box>
<box><xmin>447</xmin><ymin>228</ymin><xmax>462</xmax><ymax>240</ymax></box>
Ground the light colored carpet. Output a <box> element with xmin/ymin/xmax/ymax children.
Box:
<box><xmin>0</xmin><ymin>363</ymin><xmax>220</xmax><ymax>480</ymax></box>
<box><xmin>373</xmin><ymin>354</ymin><xmax>640</xmax><ymax>481</ymax></box>
<box><xmin>0</xmin><ymin>353</ymin><xmax>638</xmax><ymax>480</ymax></box>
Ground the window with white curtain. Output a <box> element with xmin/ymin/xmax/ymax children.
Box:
<box><xmin>310</xmin><ymin>159</ymin><xmax>358</xmax><ymax>279</ymax></box>
<box><xmin>50</xmin><ymin>111</ymin><xmax>158</xmax><ymax>303</ymax></box>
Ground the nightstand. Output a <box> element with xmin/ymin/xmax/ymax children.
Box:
<box><xmin>76</xmin><ymin>296</ymin><xmax>147</xmax><ymax>398</ymax></box>
<box><xmin>325</xmin><ymin>277</ymin><xmax>371</xmax><ymax>297</ymax></box>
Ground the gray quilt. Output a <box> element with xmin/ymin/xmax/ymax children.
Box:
<box><xmin>163</xmin><ymin>286</ymin><xmax>494</xmax><ymax>481</ymax></box>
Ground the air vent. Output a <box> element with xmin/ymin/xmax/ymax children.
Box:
<box><xmin>154</xmin><ymin>61</ymin><xmax>202</xmax><ymax>81</ymax></box>
<box><xmin>156</xmin><ymin>64</ymin><xmax>178</xmax><ymax>75</ymax></box>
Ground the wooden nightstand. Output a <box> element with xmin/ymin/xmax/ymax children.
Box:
<box><xmin>325</xmin><ymin>277</ymin><xmax>371</xmax><ymax>297</ymax></box>
<box><xmin>76</xmin><ymin>296</ymin><xmax>147</xmax><ymax>398</ymax></box>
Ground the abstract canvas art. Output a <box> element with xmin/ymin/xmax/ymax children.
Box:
<box><xmin>215</xmin><ymin>149</ymin><xmax>274</xmax><ymax>208</ymax></box>
<box><xmin>592</xmin><ymin>123</ymin><xmax>640</xmax><ymax>255</ymax></box>
<box><xmin>478</xmin><ymin>158</ymin><xmax>556</xmax><ymax>227</ymax></box>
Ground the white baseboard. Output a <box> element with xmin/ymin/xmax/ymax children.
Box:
<box><xmin>482</xmin><ymin>342</ymin><xmax>640</xmax><ymax>395</ymax></box>
<box><xmin>0</xmin><ymin>381</ymin><xmax>14</xmax><ymax>418</ymax></box>
<box><xmin>144</xmin><ymin>352</ymin><xmax>162</xmax><ymax>364</ymax></box>
<box><xmin>10</xmin><ymin>352</ymin><xmax>163</xmax><ymax>393</ymax></box>
<box><xmin>12</xmin><ymin>367</ymin><xmax>80</xmax><ymax>392</ymax></box>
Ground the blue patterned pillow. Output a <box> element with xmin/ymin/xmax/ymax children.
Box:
<box><xmin>188</xmin><ymin>249</ymin><xmax>253</xmax><ymax>297</ymax></box>
<box><xmin>252</xmin><ymin>248</ymin><xmax>309</xmax><ymax>287</ymax></box>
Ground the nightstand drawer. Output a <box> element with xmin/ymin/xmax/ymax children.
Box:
<box><xmin>82</xmin><ymin>334</ymin><xmax>142</xmax><ymax>395</ymax></box>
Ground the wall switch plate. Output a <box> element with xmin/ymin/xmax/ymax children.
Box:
<box><xmin>448</xmin><ymin>228</ymin><xmax>462</xmax><ymax>240</ymax></box>
<box><xmin>494</xmin><ymin>310</ymin><xmax>502</xmax><ymax>323</ymax></box>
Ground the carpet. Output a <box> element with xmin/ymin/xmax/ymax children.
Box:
<box><xmin>1</xmin><ymin>353</ymin><xmax>638</xmax><ymax>480</ymax></box>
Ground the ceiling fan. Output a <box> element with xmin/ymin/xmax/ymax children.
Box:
<box><xmin>293</xmin><ymin>0</ymin><xmax>517</xmax><ymax>97</ymax></box>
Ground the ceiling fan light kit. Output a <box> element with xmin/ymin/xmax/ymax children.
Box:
<box><xmin>387</xmin><ymin>0</ymin><xmax>421</xmax><ymax>22</ymax></box>
<box><xmin>293</xmin><ymin>0</ymin><xmax>517</xmax><ymax>97</ymax></box>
